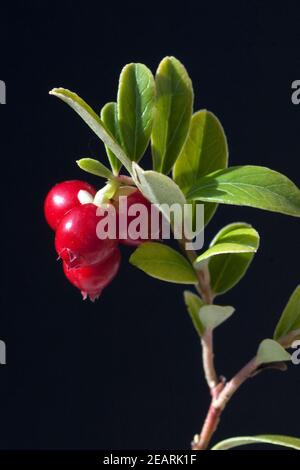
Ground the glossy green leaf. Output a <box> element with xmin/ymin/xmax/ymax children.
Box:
<box><xmin>174</xmin><ymin>110</ymin><xmax>228</xmax><ymax>226</ymax></box>
<box><xmin>212</xmin><ymin>435</ymin><xmax>300</xmax><ymax>450</ymax></box>
<box><xmin>101</xmin><ymin>102</ymin><xmax>122</xmax><ymax>175</ymax></box>
<box><xmin>184</xmin><ymin>291</ymin><xmax>204</xmax><ymax>336</ymax></box>
<box><xmin>198</xmin><ymin>305</ymin><xmax>235</xmax><ymax>331</ymax></box>
<box><xmin>173</xmin><ymin>110</ymin><xmax>228</xmax><ymax>189</ymax></box>
<box><xmin>187</xmin><ymin>165</ymin><xmax>300</xmax><ymax>217</ymax></box>
<box><xmin>256</xmin><ymin>339</ymin><xmax>291</xmax><ymax>365</ymax></box>
<box><xmin>117</xmin><ymin>63</ymin><xmax>155</xmax><ymax>162</ymax></box>
<box><xmin>130</xmin><ymin>242</ymin><xmax>198</xmax><ymax>284</ymax></box>
<box><xmin>49</xmin><ymin>88</ymin><xmax>132</xmax><ymax>173</ymax></box>
<box><xmin>207</xmin><ymin>223</ymin><xmax>260</xmax><ymax>295</ymax></box>
<box><xmin>151</xmin><ymin>56</ymin><xmax>194</xmax><ymax>174</ymax></box>
<box><xmin>76</xmin><ymin>158</ymin><xmax>114</xmax><ymax>179</ymax></box>
<box><xmin>195</xmin><ymin>224</ymin><xmax>258</xmax><ymax>266</ymax></box>
<box><xmin>274</xmin><ymin>285</ymin><xmax>300</xmax><ymax>345</ymax></box>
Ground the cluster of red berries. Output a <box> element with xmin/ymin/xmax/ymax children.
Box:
<box><xmin>44</xmin><ymin>180</ymin><xmax>154</xmax><ymax>301</ymax></box>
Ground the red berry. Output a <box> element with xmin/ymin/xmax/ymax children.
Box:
<box><xmin>44</xmin><ymin>180</ymin><xmax>96</xmax><ymax>230</ymax></box>
<box><xmin>63</xmin><ymin>248</ymin><xmax>121</xmax><ymax>301</ymax></box>
<box><xmin>114</xmin><ymin>188</ymin><xmax>161</xmax><ymax>246</ymax></box>
<box><xmin>55</xmin><ymin>203</ymin><xmax>117</xmax><ymax>268</ymax></box>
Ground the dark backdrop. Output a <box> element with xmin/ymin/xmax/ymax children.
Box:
<box><xmin>0</xmin><ymin>0</ymin><xmax>300</xmax><ymax>450</ymax></box>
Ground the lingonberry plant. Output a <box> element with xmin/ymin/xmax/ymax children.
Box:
<box><xmin>45</xmin><ymin>56</ymin><xmax>300</xmax><ymax>450</ymax></box>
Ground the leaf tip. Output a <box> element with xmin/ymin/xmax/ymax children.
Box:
<box><xmin>49</xmin><ymin>88</ymin><xmax>60</xmax><ymax>96</ymax></box>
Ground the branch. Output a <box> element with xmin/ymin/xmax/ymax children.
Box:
<box><xmin>191</xmin><ymin>357</ymin><xmax>259</xmax><ymax>450</ymax></box>
<box><xmin>212</xmin><ymin>357</ymin><xmax>258</xmax><ymax>410</ymax></box>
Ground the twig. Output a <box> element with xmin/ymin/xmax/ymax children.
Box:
<box><xmin>212</xmin><ymin>357</ymin><xmax>258</xmax><ymax>410</ymax></box>
<box><xmin>192</xmin><ymin>357</ymin><xmax>259</xmax><ymax>450</ymax></box>
<box><xmin>201</xmin><ymin>330</ymin><xmax>218</xmax><ymax>390</ymax></box>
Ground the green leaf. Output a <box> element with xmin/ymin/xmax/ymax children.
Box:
<box><xmin>195</xmin><ymin>223</ymin><xmax>258</xmax><ymax>266</ymax></box>
<box><xmin>151</xmin><ymin>56</ymin><xmax>194</xmax><ymax>174</ymax></box>
<box><xmin>132</xmin><ymin>163</ymin><xmax>187</xmax><ymax>235</ymax></box>
<box><xmin>117</xmin><ymin>63</ymin><xmax>155</xmax><ymax>163</ymax></box>
<box><xmin>256</xmin><ymin>339</ymin><xmax>291</xmax><ymax>365</ymax></box>
<box><xmin>196</xmin><ymin>243</ymin><xmax>257</xmax><ymax>265</ymax></box>
<box><xmin>207</xmin><ymin>223</ymin><xmax>260</xmax><ymax>295</ymax></box>
<box><xmin>49</xmin><ymin>88</ymin><xmax>132</xmax><ymax>174</ymax></box>
<box><xmin>76</xmin><ymin>158</ymin><xmax>114</xmax><ymax>179</ymax></box>
<box><xmin>174</xmin><ymin>110</ymin><xmax>228</xmax><ymax>226</ymax></box>
<box><xmin>187</xmin><ymin>165</ymin><xmax>300</xmax><ymax>217</ymax></box>
<box><xmin>198</xmin><ymin>305</ymin><xmax>235</xmax><ymax>331</ymax></box>
<box><xmin>130</xmin><ymin>242</ymin><xmax>198</xmax><ymax>285</ymax></box>
<box><xmin>274</xmin><ymin>286</ymin><xmax>300</xmax><ymax>345</ymax></box>
<box><xmin>184</xmin><ymin>291</ymin><xmax>204</xmax><ymax>336</ymax></box>
<box><xmin>212</xmin><ymin>435</ymin><xmax>300</xmax><ymax>450</ymax></box>
<box><xmin>132</xmin><ymin>163</ymin><xmax>186</xmax><ymax>207</ymax></box>
<box><xmin>101</xmin><ymin>102</ymin><xmax>123</xmax><ymax>175</ymax></box>
<box><xmin>173</xmin><ymin>110</ymin><xmax>228</xmax><ymax>190</ymax></box>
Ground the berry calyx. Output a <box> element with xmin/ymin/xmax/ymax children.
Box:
<box><xmin>55</xmin><ymin>203</ymin><xmax>117</xmax><ymax>268</ymax></box>
<box><xmin>113</xmin><ymin>188</ymin><xmax>161</xmax><ymax>246</ymax></box>
<box><xmin>63</xmin><ymin>248</ymin><xmax>121</xmax><ymax>301</ymax></box>
<box><xmin>44</xmin><ymin>180</ymin><xmax>96</xmax><ymax>230</ymax></box>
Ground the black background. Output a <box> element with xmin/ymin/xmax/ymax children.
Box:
<box><xmin>0</xmin><ymin>0</ymin><xmax>300</xmax><ymax>450</ymax></box>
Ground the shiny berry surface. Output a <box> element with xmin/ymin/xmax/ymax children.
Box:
<box><xmin>63</xmin><ymin>248</ymin><xmax>121</xmax><ymax>301</ymax></box>
<box><xmin>44</xmin><ymin>180</ymin><xmax>96</xmax><ymax>230</ymax></box>
<box><xmin>55</xmin><ymin>203</ymin><xmax>117</xmax><ymax>268</ymax></box>
<box><xmin>114</xmin><ymin>189</ymin><xmax>161</xmax><ymax>246</ymax></box>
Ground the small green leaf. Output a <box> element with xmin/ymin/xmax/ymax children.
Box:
<box><xmin>207</xmin><ymin>223</ymin><xmax>260</xmax><ymax>295</ymax></box>
<box><xmin>132</xmin><ymin>163</ymin><xmax>186</xmax><ymax>235</ymax></box>
<box><xmin>274</xmin><ymin>286</ymin><xmax>300</xmax><ymax>345</ymax></box>
<box><xmin>76</xmin><ymin>158</ymin><xmax>114</xmax><ymax>179</ymax></box>
<box><xmin>132</xmin><ymin>163</ymin><xmax>186</xmax><ymax>207</ymax></box>
<box><xmin>187</xmin><ymin>165</ymin><xmax>300</xmax><ymax>217</ymax></box>
<box><xmin>130</xmin><ymin>242</ymin><xmax>198</xmax><ymax>284</ymax></box>
<box><xmin>184</xmin><ymin>291</ymin><xmax>204</xmax><ymax>336</ymax></box>
<box><xmin>212</xmin><ymin>435</ymin><xmax>300</xmax><ymax>450</ymax></box>
<box><xmin>151</xmin><ymin>56</ymin><xmax>194</xmax><ymax>174</ymax></box>
<box><xmin>117</xmin><ymin>63</ymin><xmax>155</xmax><ymax>162</ymax></box>
<box><xmin>101</xmin><ymin>102</ymin><xmax>123</xmax><ymax>175</ymax></box>
<box><xmin>173</xmin><ymin>110</ymin><xmax>228</xmax><ymax>226</ymax></box>
<box><xmin>49</xmin><ymin>88</ymin><xmax>132</xmax><ymax>174</ymax></box>
<box><xmin>256</xmin><ymin>339</ymin><xmax>291</xmax><ymax>365</ymax></box>
<box><xmin>195</xmin><ymin>224</ymin><xmax>258</xmax><ymax>265</ymax></box>
<box><xmin>199</xmin><ymin>305</ymin><xmax>235</xmax><ymax>331</ymax></box>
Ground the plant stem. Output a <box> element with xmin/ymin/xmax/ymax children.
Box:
<box><xmin>117</xmin><ymin>174</ymin><xmax>135</xmax><ymax>186</ymax></box>
<box><xmin>201</xmin><ymin>330</ymin><xmax>218</xmax><ymax>390</ymax></box>
<box><xmin>213</xmin><ymin>357</ymin><xmax>258</xmax><ymax>410</ymax></box>
<box><xmin>179</xmin><ymin>240</ymin><xmax>259</xmax><ymax>450</ymax></box>
<box><xmin>181</xmin><ymin>242</ymin><xmax>214</xmax><ymax>305</ymax></box>
<box><xmin>191</xmin><ymin>398</ymin><xmax>222</xmax><ymax>450</ymax></box>
<box><xmin>181</xmin><ymin>243</ymin><xmax>218</xmax><ymax>389</ymax></box>
<box><xmin>191</xmin><ymin>357</ymin><xmax>259</xmax><ymax>450</ymax></box>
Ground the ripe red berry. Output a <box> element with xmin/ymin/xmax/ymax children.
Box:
<box><xmin>114</xmin><ymin>188</ymin><xmax>161</xmax><ymax>246</ymax></box>
<box><xmin>55</xmin><ymin>203</ymin><xmax>117</xmax><ymax>268</ymax></box>
<box><xmin>63</xmin><ymin>248</ymin><xmax>121</xmax><ymax>301</ymax></box>
<box><xmin>44</xmin><ymin>180</ymin><xmax>96</xmax><ymax>230</ymax></box>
